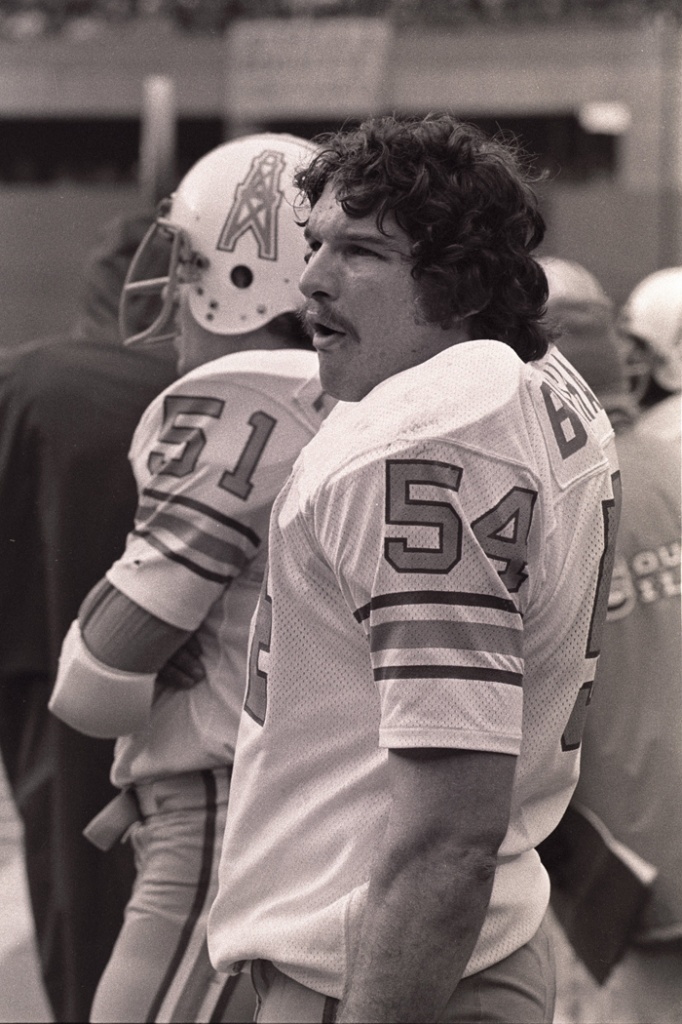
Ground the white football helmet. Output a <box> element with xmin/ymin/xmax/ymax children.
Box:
<box><xmin>619</xmin><ymin>267</ymin><xmax>682</xmax><ymax>394</ymax></box>
<box><xmin>540</xmin><ymin>256</ymin><xmax>611</xmax><ymax>309</ymax></box>
<box><xmin>540</xmin><ymin>256</ymin><xmax>627</xmax><ymax>401</ymax></box>
<box><xmin>120</xmin><ymin>133</ymin><xmax>317</xmax><ymax>346</ymax></box>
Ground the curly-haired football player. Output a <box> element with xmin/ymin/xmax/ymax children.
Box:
<box><xmin>208</xmin><ymin>114</ymin><xmax>622</xmax><ymax>1024</ymax></box>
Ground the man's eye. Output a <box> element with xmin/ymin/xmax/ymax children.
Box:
<box><xmin>303</xmin><ymin>241</ymin><xmax>320</xmax><ymax>264</ymax></box>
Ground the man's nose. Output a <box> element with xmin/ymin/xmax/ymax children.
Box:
<box><xmin>299</xmin><ymin>246</ymin><xmax>338</xmax><ymax>301</ymax></box>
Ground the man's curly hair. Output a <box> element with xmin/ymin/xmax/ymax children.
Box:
<box><xmin>295</xmin><ymin>114</ymin><xmax>549</xmax><ymax>362</ymax></box>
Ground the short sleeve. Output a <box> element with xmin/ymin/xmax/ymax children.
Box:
<box><xmin>108</xmin><ymin>375</ymin><xmax>312</xmax><ymax>631</ymax></box>
<box><xmin>314</xmin><ymin>441</ymin><xmax>530</xmax><ymax>755</ymax></box>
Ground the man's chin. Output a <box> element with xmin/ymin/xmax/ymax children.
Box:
<box><xmin>318</xmin><ymin>359</ymin><xmax>363</xmax><ymax>403</ymax></box>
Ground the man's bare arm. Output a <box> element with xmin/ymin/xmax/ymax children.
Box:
<box><xmin>338</xmin><ymin>746</ymin><xmax>516</xmax><ymax>1024</ymax></box>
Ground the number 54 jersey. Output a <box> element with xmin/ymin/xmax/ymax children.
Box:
<box><xmin>210</xmin><ymin>339</ymin><xmax>621</xmax><ymax>996</ymax></box>
<box><xmin>106</xmin><ymin>347</ymin><xmax>330</xmax><ymax>788</ymax></box>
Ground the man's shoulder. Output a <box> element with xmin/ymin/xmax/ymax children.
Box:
<box><xmin>7</xmin><ymin>336</ymin><xmax>173</xmax><ymax>398</ymax></box>
<box><xmin>131</xmin><ymin>347</ymin><xmax>325</xmax><ymax>481</ymax></box>
<box><xmin>614</xmin><ymin>417</ymin><xmax>681</xmax><ymax>517</ymax></box>
<box><xmin>0</xmin><ymin>338</ymin><xmax>172</xmax><ymax>449</ymax></box>
<box><xmin>181</xmin><ymin>348</ymin><xmax>319</xmax><ymax>395</ymax></box>
<box><xmin>0</xmin><ymin>335</ymin><xmax>77</xmax><ymax>388</ymax></box>
<box><xmin>140</xmin><ymin>348</ymin><xmax>325</xmax><ymax>443</ymax></box>
<box><xmin>638</xmin><ymin>394</ymin><xmax>681</xmax><ymax>443</ymax></box>
<box><xmin>313</xmin><ymin>341</ymin><xmax>528</xmax><ymax>456</ymax></box>
<box><xmin>296</xmin><ymin>341</ymin><xmax>536</xmax><ymax>498</ymax></box>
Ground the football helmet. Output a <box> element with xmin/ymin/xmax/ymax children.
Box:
<box><xmin>120</xmin><ymin>133</ymin><xmax>317</xmax><ymax>346</ymax></box>
<box><xmin>540</xmin><ymin>256</ymin><xmax>627</xmax><ymax>399</ymax></box>
<box><xmin>619</xmin><ymin>267</ymin><xmax>682</xmax><ymax>394</ymax></box>
<box><xmin>540</xmin><ymin>256</ymin><xmax>611</xmax><ymax>309</ymax></box>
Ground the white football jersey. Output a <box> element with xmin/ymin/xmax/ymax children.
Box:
<box><xmin>209</xmin><ymin>339</ymin><xmax>621</xmax><ymax>996</ymax></box>
<box><xmin>107</xmin><ymin>347</ymin><xmax>330</xmax><ymax>786</ymax></box>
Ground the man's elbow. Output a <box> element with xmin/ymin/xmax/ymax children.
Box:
<box><xmin>381</xmin><ymin>825</ymin><xmax>502</xmax><ymax>895</ymax></box>
<box><xmin>49</xmin><ymin>620</ymin><xmax>155</xmax><ymax>738</ymax></box>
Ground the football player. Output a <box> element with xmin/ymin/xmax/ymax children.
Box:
<box><xmin>540</xmin><ymin>257</ymin><xmax>682</xmax><ymax>1024</ymax></box>
<box><xmin>207</xmin><ymin>114</ymin><xmax>621</xmax><ymax>1023</ymax></box>
<box><xmin>49</xmin><ymin>133</ymin><xmax>333</xmax><ymax>1023</ymax></box>
<box><xmin>619</xmin><ymin>266</ymin><xmax>682</xmax><ymax>440</ymax></box>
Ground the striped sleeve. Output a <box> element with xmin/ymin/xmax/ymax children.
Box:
<box><xmin>134</xmin><ymin>484</ymin><xmax>260</xmax><ymax>586</ymax></box>
<box><xmin>360</xmin><ymin>588</ymin><xmax>524</xmax><ymax>754</ymax></box>
<box><xmin>324</xmin><ymin>450</ymin><xmax>530</xmax><ymax>755</ymax></box>
<box><xmin>107</xmin><ymin>389</ymin><xmax>273</xmax><ymax>632</ymax></box>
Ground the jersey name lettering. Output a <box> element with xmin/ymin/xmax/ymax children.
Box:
<box><xmin>218</xmin><ymin>151</ymin><xmax>286</xmax><ymax>261</ymax></box>
<box><xmin>541</xmin><ymin>382</ymin><xmax>589</xmax><ymax>459</ymax></box>
<box><xmin>543</xmin><ymin>357</ymin><xmax>603</xmax><ymax>424</ymax></box>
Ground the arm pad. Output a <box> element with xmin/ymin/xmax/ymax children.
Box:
<box><xmin>49</xmin><ymin>620</ymin><xmax>155</xmax><ymax>738</ymax></box>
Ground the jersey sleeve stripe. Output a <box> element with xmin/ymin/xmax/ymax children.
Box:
<box><xmin>142</xmin><ymin>487</ymin><xmax>261</xmax><ymax>547</ymax></box>
<box><xmin>354</xmin><ymin>590</ymin><xmax>522</xmax><ymax>623</ymax></box>
<box><xmin>135</xmin><ymin>506</ymin><xmax>251</xmax><ymax>570</ymax></box>
<box><xmin>134</xmin><ymin>529</ymin><xmax>236</xmax><ymax>585</ymax></box>
<box><xmin>373</xmin><ymin>665</ymin><xmax>523</xmax><ymax>685</ymax></box>
<box><xmin>370</xmin><ymin>620</ymin><xmax>523</xmax><ymax>657</ymax></box>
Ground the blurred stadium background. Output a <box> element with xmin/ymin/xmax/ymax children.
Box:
<box><xmin>0</xmin><ymin>0</ymin><xmax>681</xmax><ymax>347</ymax></box>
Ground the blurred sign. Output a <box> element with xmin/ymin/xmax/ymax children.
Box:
<box><xmin>225</xmin><ymin>17</ymin><xmax>392</xmax><ymax>120</ymax></box>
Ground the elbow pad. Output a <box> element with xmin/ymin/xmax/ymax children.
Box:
<box><xmin>49</xmin><ymin>620</ymin><xmax>155</xmax><ymax>738</ymax></box>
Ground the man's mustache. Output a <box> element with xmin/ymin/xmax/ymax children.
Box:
<box><xmin>298</xmin><ymin>302</ymin><xmax>354</xmax><ymax>338</ymax></box>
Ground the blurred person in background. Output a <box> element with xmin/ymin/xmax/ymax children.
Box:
<box><xmin>618</xmin><ymin>266</ymin><xmax>682</xmax><ymax>440</ymax></box>
<box><xmin>539</xmin><ymin>257</ymin><xmax>682</xmax><ymax>1024</ymax></box>
<box><xmin>0</xmin><ymin>211</ymin><xmax>177</xmax><ymax>1022</ymax></box>
<box><xmin>50</xmin><ymin>134</ymin><xmax>333</xmax><ymax>1023</ymax></box>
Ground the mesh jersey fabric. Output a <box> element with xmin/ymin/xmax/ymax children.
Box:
<box><xmin>573</xmin><ymin>420</ymin><xmax>682</xmax><ymax>940</ymax></box>
<box><xmin>209</xmin><ymin>339</ymin><xmax>621</xmax><ymax>998</ymax></box>
<box><xmin>107</xmin><ymin>347</ymin><xmax>330</xmax><ymax>786</ymax></box>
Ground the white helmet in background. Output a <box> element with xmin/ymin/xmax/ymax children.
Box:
<box><xmin>539</xmin><ymin>256</ymin><xmax>626</xmax><ymax>398</ymax></box>
<box><xmin>541</xmin><ymin>256</ymin><xmax>612</xmax><ymax>309</ymax></box>
<box><xmin>120</xmin><ymin>133</ymin><xmax>317</xmax><ymax>346</ymax></box>
<box><xmin>620</xmin><ymin>267</ymin><xmax>682</xmax><ymax>394</ymax></box>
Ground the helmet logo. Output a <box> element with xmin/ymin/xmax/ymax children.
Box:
<box><xmin>218</xmin><ymin>150</ymin><xmax>285</xmax><ymax>261</ymax></box>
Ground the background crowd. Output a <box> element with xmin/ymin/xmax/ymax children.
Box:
<box><xmin>0</xmin><ymin>0</ymin><xmax>679</xmax><ymax>43</ymax></box>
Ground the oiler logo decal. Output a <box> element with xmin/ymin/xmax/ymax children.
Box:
<box><xmin>218</xmin><ymin>150</ymin><xmax>285</xmax><ymax>261</ymax></box>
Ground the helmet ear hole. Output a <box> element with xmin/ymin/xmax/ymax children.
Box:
<box><xmin>231</xmin><ymin>265</ymin><xmax>254</xmax><ymax>289</ymax></box>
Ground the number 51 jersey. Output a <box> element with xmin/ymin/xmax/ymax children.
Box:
<box><xmin>210</xmin><ymin>339</ymin><xmax>621</xmax><ymax>997</ymax></box>
<box><xmin>106</xmin><ymin>347</ymin><xmax>329</xmax><ymax>787</ymax></box>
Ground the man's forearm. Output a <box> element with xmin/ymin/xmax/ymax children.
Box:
<box><xmin>338</xmin><ymin>841</ymin><xmax>497</xmax><ymax>1024</ymax></box>
<box><xmin>337</xmin><ymin>747</ymin><xmax>515</xmax><ymax>1024</ymax></box>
